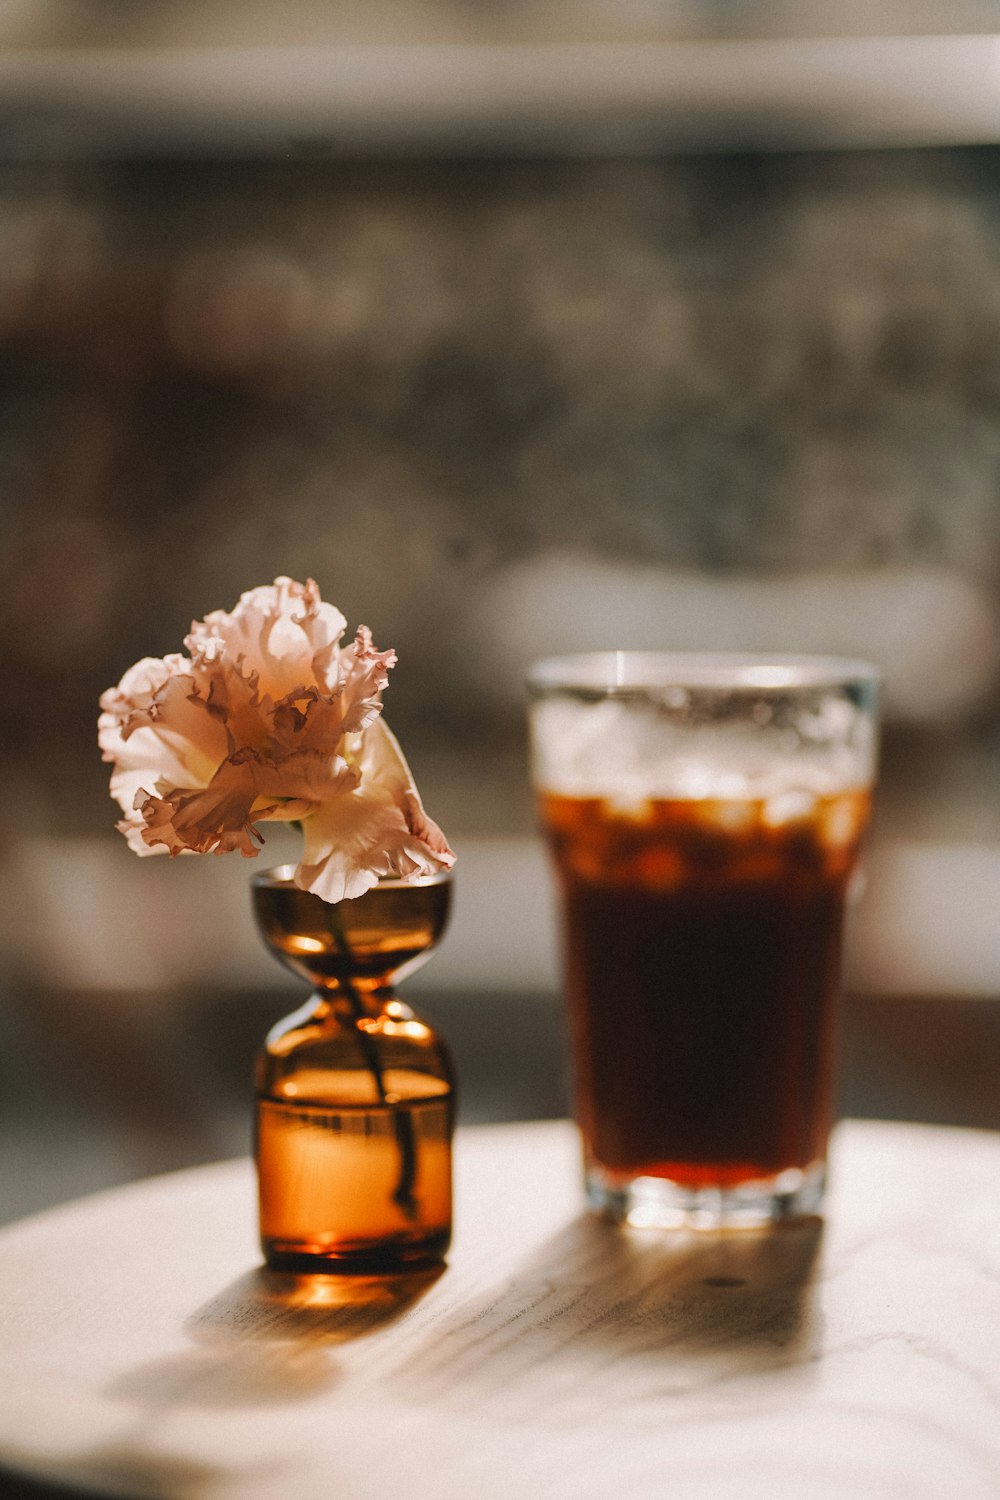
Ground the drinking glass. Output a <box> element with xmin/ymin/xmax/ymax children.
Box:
<box><xmin>528</xmin><ymin>652</ymin><xmax>878</xmax><ymax>1228</ymax></box>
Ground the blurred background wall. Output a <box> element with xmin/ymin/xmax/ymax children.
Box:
<box><xmin>1</xmin><ymin>1</ymin><xmax>999</xmax><ymax>1223</ymax></box>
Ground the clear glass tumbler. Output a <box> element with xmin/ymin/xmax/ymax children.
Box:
<box><xmin>528</xmin><ymin>653</ymin><xmax>879</xmax><ymax>1228</ymax></box>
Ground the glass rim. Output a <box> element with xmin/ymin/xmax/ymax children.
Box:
<box><xmin>253</xmin><ymin>865</ymin><xmax>453</xmax><ymax>892</ymax></box>
<box><xmin>526</xmin><ymin>650</ymin><xmax>880</xmax><ymax>695</ymax></box>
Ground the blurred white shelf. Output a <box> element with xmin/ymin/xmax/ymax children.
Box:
<box><xmin>1</xmin><ymin>33</ymin><xmax>1000</xmax><ymax>154</ymax></box>
<box><xmin>7</xmin><ymin>832</ymin><xmax>1000</xmax><ymax>999</ymax></box>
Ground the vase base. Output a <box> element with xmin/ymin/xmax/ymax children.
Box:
<box><xmin>261</xmin><ymin>1229</ymin><xmax>451</xmax><ymax>1275</ymax></box>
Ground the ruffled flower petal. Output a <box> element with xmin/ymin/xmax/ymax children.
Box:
<box><xmin>296</xmin><ymin>791</ymin><xmax>415</xmax><ymax>902</ymax></box>
<box><xmin>296</xmin><ymin>719</ymin><xmax>455</xmax><ymax>900</ymax></box>
<box><xmin>186</xmin><ymin>576</ymin><xmax>347</xmax><ymax>704</ymax></box>
<box><xmin>115</xmin><ymin>670</ymin><xmax>229</xmax><ymax>780</ymax></box>
<box><xmin>337</xmin><ymin>626</ymin><xmax>399</xmax><ymax>735</ymax></box>
<box><xmin>359</xmin><ymin>719</ymin><xmax>455</xmax><ymax>861</ymax></box>
<box><xmin>99</xmin><ymin>577</ymin><xmax>453</xmax><ymax>897</ymax></box>
<box><xmin>253</xmin><ymin>746</ymin><xmax>356</xmax><ymax>805</ymax></box>
<box><xmin>137</xmin><ymin>755</ymin><xmax>267</xmax><ymax>857</ymax></box>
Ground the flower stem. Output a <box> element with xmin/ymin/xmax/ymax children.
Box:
<box><xmin>324</xmin><ymin>910</ymin><xmax>419</xmax><ymax>1223</ymax></box>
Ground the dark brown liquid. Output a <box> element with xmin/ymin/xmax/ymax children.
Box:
<box><xmin>540</xmin><ymin>790</ymin><xmax>870</xmax><ymax>1188</ymax></box>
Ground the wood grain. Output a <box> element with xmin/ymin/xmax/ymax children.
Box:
<box><xmin>0</xmin><ymin>1120</ymin><xmax>997</xmax><ymax>1499</ymax></box>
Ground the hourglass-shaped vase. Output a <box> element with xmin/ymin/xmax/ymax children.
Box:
<box><xmin>252</xmin><ymin>866</ymin><xmax>455</xmax><ymax>1272</ymax></box>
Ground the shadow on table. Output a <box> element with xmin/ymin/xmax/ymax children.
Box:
<box><xmin>0</xmin><ymin>1474</ymin><xmax>133</xmax><ymax>1500</ymax></box>
<box><xmin>99</xmin><ymin>1262</ymin><xmax>445</xmax><ymax>1417</ymax></box>
<box><xmin>0</xmin><ymin>1453</ymin><xmax>222</xmax><ymax>1500</ymax></box>
<box><xmin>187</xmin><ymin>1262</ymin><xmax>446</xmax><ymax>1349</ymax></box>
<box><xmin>0</xmin><ymin>1268</ymin><xmax>448</xmax><ymax>1500</ymax></box>
<box><xmin>391</xmin><ymin>1213</ymin><xmax>824</xmax><ymax>1420</ymax></box>
<box><xmin>0</xmin><ymin>1221</ymin><xmax>822</xmax><ymax>1496</ymax></box>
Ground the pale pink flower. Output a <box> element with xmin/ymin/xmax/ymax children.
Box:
<box><xmin>98</xmin><ymin>577</ymin><xmax>454</xmax><ymax>901</ymax></box>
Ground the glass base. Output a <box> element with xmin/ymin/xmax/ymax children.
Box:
<box><xmin>586</xmin><ymin>1160</ymin><xmax>826</xmax><ymax>1230</ymax></box>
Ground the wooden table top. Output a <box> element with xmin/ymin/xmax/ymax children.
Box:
<box><xmin>0</xmin><ymin>1118</ymin><xmax>997</xmax><ymax>1499</ymax></box>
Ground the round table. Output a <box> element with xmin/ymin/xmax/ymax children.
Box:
<box><xmin>0</xmin><ymin>1119</ymin><xmax>997</xmax><ymax>1500</ymax></box>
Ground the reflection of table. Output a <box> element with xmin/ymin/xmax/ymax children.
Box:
<box><xmin>0</xmin><ymin>1120</ymin><xmax>997</xmax><ymax>1500</ymax></box>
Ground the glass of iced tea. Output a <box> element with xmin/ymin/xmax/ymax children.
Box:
<box><xmin>528</xmin><ymin>652</ymin><xmax>878</xmax><ymax>1228</ymax></box>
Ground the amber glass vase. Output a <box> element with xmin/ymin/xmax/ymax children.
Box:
<box><xmin>252</xmin><ymin>866</ymin><xmax>455</xmax><ymax>1272</ymax></box>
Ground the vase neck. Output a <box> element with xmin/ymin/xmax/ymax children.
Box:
<box><xmin>307</xmin><ymin>982</ymin><xmax>405</xmax><ymax>1024</ymax></box>
<box><xmin>253</xmin><ymin>871</ymin><xmax>451</xmax><ymax>993</ymax></box>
